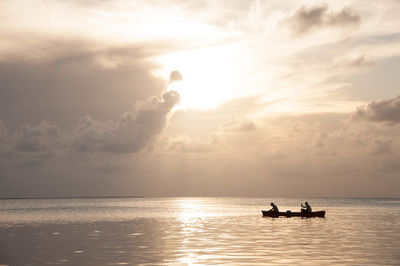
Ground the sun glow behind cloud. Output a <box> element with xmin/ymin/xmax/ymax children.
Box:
<box><xmin>157</xmin><ymin>43</ymin><xmax>259</xmax><ymax>109</ymax></box>
<box><xmin>1</xmin><ymin>0</ymin><xmax>398</xmax><ymax>115</ymax></box>
<box><xmin>1</xmin><ymin>0</ymin><xmax>363</xmax><ymax>114</ymax></box>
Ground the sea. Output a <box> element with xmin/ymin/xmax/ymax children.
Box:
<box><xmin>0</xmin><ymin>197</ymin><xmax>399</xmax><ymax>265</ymax></box>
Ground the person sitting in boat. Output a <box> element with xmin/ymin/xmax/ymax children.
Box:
<box><xmin>269</xmin><ymin>202</ymin><xmax>279</xmax><ymax>213</ymax></box>
<box><xmin>301</xmin><ymin>202</ymin><xmax>312</xmax><ymax>213</ymax></box>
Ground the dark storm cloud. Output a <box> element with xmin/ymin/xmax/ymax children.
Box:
<box><xmin>288</xmin><ymin>4</ymin><xmax>360</xmax><ymax>35</ymax></box>
<box><xmin>73</xmin><ymin>90</ymin><xmax>180</xmax><ymax>154</ymax></box>
<box><xmin>352</xmin><ymin>95</ymin><xmax>400</xmax><ymax>123</ymax></box>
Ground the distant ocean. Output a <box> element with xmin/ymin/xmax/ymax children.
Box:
<box><xmin>1</xmin><ymin>197</ymin><xmax>399</xmax><ymax>265</ymax></box>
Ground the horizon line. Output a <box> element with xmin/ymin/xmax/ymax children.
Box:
<box><xmin>0</xmin><ymin>195</ymin><xmax>399</xmax><ymax>200</ymax></box>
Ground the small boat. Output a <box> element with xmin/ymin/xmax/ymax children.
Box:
<box><xmin>262</xmin><ymin>210</ymin><xmax>325</xmax><ymax>218</ymax></box>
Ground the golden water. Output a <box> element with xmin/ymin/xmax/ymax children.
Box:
<box><xmin>0</xmin><ymin>197</ymin><xmax>399</xmax><ymax>265</ymax></box>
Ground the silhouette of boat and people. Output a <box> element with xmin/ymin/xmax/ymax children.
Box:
<box><xmin>262</xmin><ymin>202</ymin><xmax>325</xmax><ymax>217</ymax></box>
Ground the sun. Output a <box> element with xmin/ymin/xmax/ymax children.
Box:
<box><xmin>156</xmin><ymin>43</ymin><xmax>249</xmax><ymax>109</ymax></box>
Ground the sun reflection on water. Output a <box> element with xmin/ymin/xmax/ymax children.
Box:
<box><xmin>178</xmin><ymin>255</ymin><xmax>197</xmax><ymax>266</ymax></box>
<box><xmin>174</xmin><ymin>199</ymin><xmax>216</xmax><ymax>265</ymax></box>
<box><xmin>176</xmin><ymin>199</ymin><xmax>209</xmax><ymax>224</ymax></box>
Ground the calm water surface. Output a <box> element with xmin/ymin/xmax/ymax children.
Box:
<box><xmin>0</xmin><ymin>197</ymin><xmax>399</xmax><ymax>265</ymax></box>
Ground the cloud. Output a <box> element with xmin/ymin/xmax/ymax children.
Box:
<box><xmin>73</xmin><ymin>90</ymin><xmax>180</xmax><ymax>154</ymax></box>
<box><xmin>352</xmin><ymin>95</ymin><xmax>400</xmax><ymax>123</ymax></box>
<box><xmin>14</xmin><ymin>121</ymin><xmax>61</xmax><ymax>152</ymax></box>
<box><xmin>0</xmin><ymin>38</ymin><xmax>168</xmax><ymax>128</ymax></box>
<box><xmin>1</xmin><ymin>1</ymin><xmax>400</xmax><ymax>198</ymax></box>
<box><xmin>0</xmin><ymin>121</ymin><xmax>6</xmax><ymax>148</ymax></box>
<box><xmin>167</xmin><ymin>135</ymin><xmax>212</xmax><ymax>153</ymax></box>
<box><xmin>220</xmin><ymin>119</ymin><xmax>256</xmax><ymax>133</ymax></box>
<box><xmin>0</xmin><ymin>88</ymin><xmax>180</xmax><ymax>177</ymax></box>
<box><xmin>371</xmin><ymin>140</ymin><xmax>393</xmax><ymax>156</ymax></box>
<box><xmin>154</xmin><ymin>111</ymin><xmax>400</xmax><ymax>196</ymax></box>
<box><xmin>169</xmin><ymin>70</ymin><xmax>183</xmax><ymax>83</ymax></box>
<box><xmin>326</xmin><ymin>6</ymin><xmax>360</xmax><ymax>27</ymax></box>
<box><xmin>2</xmin><ymin>109</ymin><xmax>400</xmax><ymax>197</ymax></box>
<box><xmin>378</xmin><ymin>159</ymin><xmax>400</xmax><ymax>173</ymax></box>
<box><xmin>0</xmin><ymin>120</ymin><xmax>62</xmax><ymax>173</ymax></box>
<box><xmin>288</xmin><ymin>4</ymin><xmax>360</xmax><ymax>35</ymax></box>
<box><xmin>334</xmin><ymin>55</ymin><xmax>374</xmax><ymax>68</ymax></box>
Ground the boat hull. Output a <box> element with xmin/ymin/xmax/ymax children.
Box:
<box><xmin>262</xmin><ymin>210</ymin><xmax>325</xmax><ymax>218</ymax></box>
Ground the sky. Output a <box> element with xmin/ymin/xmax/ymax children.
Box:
<box><xmin>0</xmin><ymin>0</ymin><xmax>400</xmax><ymax>198</ymax></box>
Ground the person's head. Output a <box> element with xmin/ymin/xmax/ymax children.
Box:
<box><xmin>270</xmin><ymin>202</ymin><xmax>274</xmax><ymax>206</ymax></box>
<box><xmin>305</xmin><ymin>202</ymin><xmax>309</xmax><ymax>205</ymax></box>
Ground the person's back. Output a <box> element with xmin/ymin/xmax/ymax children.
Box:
<box><xmin>270</xmin><ymin>202</ymin><xmax>279</xmax><ymax>212</ymax></box>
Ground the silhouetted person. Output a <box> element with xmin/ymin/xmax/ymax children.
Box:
<box><xmin>269</xmin><ymin>202</ymin><xmax>279</xmax><ymax>213</ymax></box>
<box><xmin>301</xmin><ymin>202</ymin><xmax>312</xmax><ymax>213</ymax></box>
